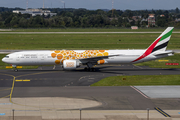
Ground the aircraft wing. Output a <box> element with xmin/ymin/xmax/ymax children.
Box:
<box><xmin>78</xmin><ymin>54</ymin><xmax>121</xmax><ymax>62</ymax></box>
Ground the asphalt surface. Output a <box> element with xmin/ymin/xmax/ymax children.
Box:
<box><xmin>0</xmin><ymin>65</ymin><xmax>180</xmax><ymax>87</ymax></box>
<box><xmin>12</xmin><ymin>86</ymin><xmax>156</xmax><ymax>110</ymax></box>
<box><xmin>0</xmin><ymin>65</ymin><xmax>180</xmax><ymax>110</ymax></box>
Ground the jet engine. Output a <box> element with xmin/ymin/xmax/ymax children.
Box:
<box><xmin>63</xmin><ymin>60</ymin><xmax>80</xmax><ymax>70</ymax></box>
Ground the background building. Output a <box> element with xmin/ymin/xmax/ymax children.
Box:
<box><xmin>13</xmin><ymin>9</ymin><xmax>57</xmax><ymax>17</ymax></box>
<box><xmin>148</xmin><ymin>14</ymin><xmax>155</xmax><ymax>27</ymax></box>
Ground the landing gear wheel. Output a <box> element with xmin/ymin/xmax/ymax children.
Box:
<box><xmin>90</xmin><ymin>68</ymin><xmax>96</xmax><ymax>72</ymax></box>
<box><xmin>89</xmin><ymin>68</ymin><xmax>96</xmax><ymax>72</ymax></box>
<box><xmin>92</xmin><ymin>68</ymin><xmax>96</xmax><ymax>72</ymax></box>
<box><xmin>84</xmin><ymin>67</ymin><xmax>88</xmax><ymax>71</ymax></box>
<box><xmin>84</xmin><ymin>66</ymin><xmax>96</xmax><ymax>72</ymax></box>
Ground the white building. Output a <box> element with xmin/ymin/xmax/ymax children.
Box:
<box><xmin>13</xmin><ymin>9</ymin><xmax>57</xmax><ymax>17</ymax></box>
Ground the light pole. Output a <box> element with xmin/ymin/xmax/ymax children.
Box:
<box><xmin>80</xmin><ymin>109</ymin><xmax>82</xmax><ymax>120</ymax></box>
<box><xmin>12</xmin><ymin>109</ymin><xmax>15</xmax><ymax>120</ymax></box>
<box><xmin>147</xmin><ymin>108</ymin><xmax>149</xmax><ymax>120</ymax></box>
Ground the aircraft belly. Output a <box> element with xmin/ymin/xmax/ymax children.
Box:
<box><xmin>10</xmin><ymin>58</ymin><xmax>56</xmax><ymax>66</ymax></box>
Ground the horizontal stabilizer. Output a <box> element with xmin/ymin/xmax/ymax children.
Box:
<box><xmin>152</xmin><ymin>50</ymin><xmax>174</xmax><ymax>56</ymax></box>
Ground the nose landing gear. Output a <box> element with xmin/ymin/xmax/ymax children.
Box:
<box><xmin>12</xmin><ymin>65</ymin><xmax>18</xmax><ymax>72</ymax></box>
<box><xmin>14</xmin><ymin>68</ymin><xmax>18</xmax><ymax>72</ymax></box>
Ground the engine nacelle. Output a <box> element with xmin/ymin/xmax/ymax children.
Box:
<box><xmin>63</xmin><ymin>60</ymin><xmax>80</xmax><ymax>70</ymax></box>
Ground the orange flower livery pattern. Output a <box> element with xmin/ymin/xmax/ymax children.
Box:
<box><xmin>51</xmin><ymin>50</ymin><xmax>109</xmax><ymax>65</ymax></box>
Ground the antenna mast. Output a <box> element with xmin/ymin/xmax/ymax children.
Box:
<box><xmin>64</xmin><ymin>2</ymin><xmax>65</xmax><ymax>9</ymax></box>
<box><xmin>26</xmin><ymin>0</ymin><xmax>28</xmax><ymax>10</ymax></box>
<box><xmin>112</xmin><ymin>0</ymin><xmax>114</xmax><ymax>17</ymax></box>
<box><xmin>43</xmin><ymin>0</ymin><xmax>45</xmax><ymax>8</ymax></box>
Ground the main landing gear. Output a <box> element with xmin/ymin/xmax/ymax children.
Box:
<box><xmin>84</xmin><ymin>63</ymin><xmax>96</xmax><ymax>72</ymax></box>
<box><xmin>84</xmin><ymin>67</ymin><xmax>96</xmax><ymax>72</ymax></box>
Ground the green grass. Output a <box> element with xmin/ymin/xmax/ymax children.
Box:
<box><xmin>135</xmin><ymin>53</ymin><xmax>180</xmax><ymax>68</ymax></box>
<box><xmin>91</xmin><ymin>75</ymin><xmax>180</xmax><ymax>86</ymax></box>
<box><xmin>0</xmin><ymin>54</ymin><xmax>38</xmax><ymax>69</ymax></box>
<box><xmin>0</xmin><ymin>33</ymin><xmax>180</xmax><ymax>50</ymax></box>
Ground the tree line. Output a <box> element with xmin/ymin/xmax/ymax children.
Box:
<box><xmin>0</xmin><ymin>7</ymin><xmax>180</xmax><ymax>28</ymax></box>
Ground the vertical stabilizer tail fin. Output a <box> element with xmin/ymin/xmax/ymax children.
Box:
<box><xmin>151</xmin><ymin>27</ymin><xmax>174</xmax><ymax>53</ymax></box>
<box><xmin>132</xmin><ymin>27</ymin><xmax>174</xmax><ymax>62</ymax></box>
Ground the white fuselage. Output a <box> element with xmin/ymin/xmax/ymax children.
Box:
<box><xmin>2</xmin><ymin>49</ymin><xmax>172</xmax><ymax>66</ymax></box>
<box><xmin>2</xmin><ymin>27</ymin><xmax>174</xmax><ymax>70</ymax></box>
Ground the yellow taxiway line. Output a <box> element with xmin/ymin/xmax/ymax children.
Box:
<box><xmin>15</xmin><ymin>80</ymin><xmax>30</xmax><ymax>82</ymax></box>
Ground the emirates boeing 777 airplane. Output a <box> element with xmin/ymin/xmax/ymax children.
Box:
<box><xmin>2</xmin><ymin>27</ymin><xmax>174</xmax><ymax>71</ymax></box>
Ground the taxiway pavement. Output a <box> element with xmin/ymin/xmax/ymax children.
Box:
<box><xmin>0</xmin><ymin>65</ymin><xmax>180</xmax><ymax>87</ymax></box>
<box><xmin>0</xmin><ymin>65</ymin><xmax>180</xmax><ymax>111</ymax></box>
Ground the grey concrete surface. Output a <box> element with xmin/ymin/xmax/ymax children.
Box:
<box><xmin>0</xmin><ymin>110</ymin><xmax>178</xmax><ymax>120</ymax></box>
<box><xmin>135</xmin><ymin>86</ymin><xmax>180</xmax><ymax>98</ymax></box>
<box><xmin>1</xmin><ymin>31</ymin><xmax>180</xmax><ymax>34</ymax></box>
<box><xmin>0</xmin><ymin>97</ymin><xmax>102</xmax><ymax>110</ymax></box>
<box><xmin>0</xmin><ymin>29</ymin><xmax>12</xmax><ymax>31</ymax></box>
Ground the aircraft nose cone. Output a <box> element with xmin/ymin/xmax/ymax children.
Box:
<box><xmin>2</xmin><ymin>58</ymin><xmax>6</xmax><ymax>63</ymax></box>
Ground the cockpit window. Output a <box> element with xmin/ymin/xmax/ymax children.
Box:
<box><xmin>5</xmin><ymin>56</ymin><xmax>9</xmax><ymax>58</ymax></box>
